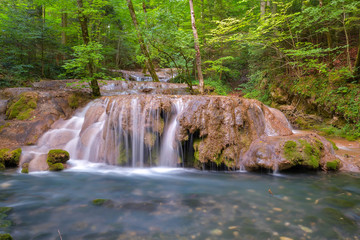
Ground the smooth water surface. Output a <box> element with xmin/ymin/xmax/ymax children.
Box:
<box><xmin>0</xmin><ymin>163</ymin><xmax>359</xmax><ymax>240</ymax></box>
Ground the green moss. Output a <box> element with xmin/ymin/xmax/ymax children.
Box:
<box><xmin>0</xmin><ymin>207</ymin><xmax>12</xmax><ymax>215</ymax></box>
<box><xmin>283</xmin><ymin>139</ymin><xmax>322</xmax><ymax>169</ymax></box>
<box><xmin>47</xmin><ymin>149</ymin><xmax>70</xmax><ymax>165</ymax></box>
<box><xmin>0</xmin><ymin>163</ymin><xmax>5</xmax><ymax>171</ymax></box>
<box><xmin>6</xmin><ymin>92</ymin><xmax>38</xmax><ymax>120</ymax></box>
<box><xmin>0</xmin><ymin>233</ymin><xmax>13</xmax><ymax>240</ymax></box>
<box><xmin>326</xmin><ymin>138</ymin><xmax>339</xmax><ymax>150</ymax></box>
<box><xmin>92</xmin><ymin>199</ymin><xmax>106</xmax><ymax>205</ymax></box>
<box><xmin>326</xmin><ymin>159</ymin><xmax>340</xmax><ymax>171</ymax></box>
<box><xmin>49</xmin><ymin>163</ymin><xmax>64</xmax><ymax>171</ymax></box>
<box><xmin>68</xmin><ymin>93</ymin><xmax>80</xmax><ymax>109</ymax></box>
<box><xmin>0</xmin><ymin>148</ymin><xmax>22</xmax><ymax>168</ymax></box>
<box><xmin>21</xmin><ymin>163</ymin><xmax>29</xmax><ymax>174</ymax></box>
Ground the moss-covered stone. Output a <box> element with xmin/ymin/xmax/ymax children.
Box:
<box><xmin>283</xmin><ymin>139</ymin><xmax>322</xmax><ymax>169</ymax></box>
<box><xmin>49</xmin><ymin>163</ymin><xmax>65</xmax><ymax>171</ymax></box>
<box><xmin>0</xmin><ymin>233</ymin><xmax>13</xmax><ymax>240</ymax></box>
<box><xmin>91</xmin><ymin>199</ymin><xmax>113</xmax><ymax>207</ymax></box>
<box><xmin>0</xmin><ymin>148</ymin><xmax>22</xmax><ymax>168</ymax></box>
<box><xmin>47</xmin><ymin>149</ymin><xmax>70</xmax><ymax>165</ymax></box>
<box><xmin>0</xmin><ymin>163</ymin><xmax>5</xmax><ymax>171</ymax></box>
<box><xmin>0</xmin><ymin>207</ymin><xmax>12</xmax><ymax>215</ymax></box>
<box><xmin>21</xmin><ymin>163</ymin><xmax>29</xmax><ymax>174</ymax></box>
<box><xmin>326</xmin><ymin>159</ymin><xmax>340</xmax><ymax>171</ymax></box>
<box><xmin>6</xmin><ymin>92</ymin><xmax>38</xmax><ymax>120</ymax></box>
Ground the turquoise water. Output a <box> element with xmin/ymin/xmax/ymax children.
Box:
<box><xmin>0</xmin><ymin>163</ymin><xmax>359</xmax><ymax>240</ymax></box>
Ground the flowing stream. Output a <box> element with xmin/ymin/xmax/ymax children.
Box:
<box><xmin>0</xmin><ymin>168</ymin><xmax>359</xmax><ymax>239</ymax></box>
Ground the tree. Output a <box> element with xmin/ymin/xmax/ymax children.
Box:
<box><xmin>75</xmin><ymin>0</ymin><xmax>102</xmax><ymax>96</ymax></box>
<box><xmin>126</xmin><ymin>0</ymin><xmax>159</xmax><ymax>82</ymax></box>
<box><xmin>189</xmin><ymin>0</ymin><xmax>204</xmax><ymax>94</ymax></box>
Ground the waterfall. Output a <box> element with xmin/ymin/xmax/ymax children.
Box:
<box><xmin>20</xmin><ymin>94</ymin><xmax>296</xmax><ymax>172</ymax></box>
<box><xmin>159</xmin><ymin>99</ymin><xmax>184</xmax><ymax>167</ymax></box>
<box><xmin>21</xmin><ymin>96</ymin><xmax>188</xmax><ymax>169</ymax></box>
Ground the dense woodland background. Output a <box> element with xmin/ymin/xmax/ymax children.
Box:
<box><xmin>0</xmin><ymin>0</ymin><xmax>359</xmax><ymax>138</ymax></box>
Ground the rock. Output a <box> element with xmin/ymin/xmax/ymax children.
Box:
<box><xmin>49</xmin><ymin>163</ymin><xmax>64</xmax><ymax>171</ymax></box>
<box><xmin>0</xmin><ymin>87</ymin><xmax>91</xmax><ymax>149</ymax></box>
<box><xmin>47</xmin><ymin>149</ymin><xmax>70</xmax><ymax>171</ymax></box>
<box><xmin>47</xmin><ymin>149</ymin><xmax>70</xmax><ymax>164</ymax></box>
<box><xmin>0</xmin><ymin>148</ymin><xmax>21</xmax><ymax>168</ymax></box>
<box><xmin>0</xmin><ymin>233</ymin><xmax>13</xmax><ymax>240</ymax></box>
<box><xmin>21</xmin><ymin>162</ymin><xmax>29</xmax><ymax>174</ymax></box>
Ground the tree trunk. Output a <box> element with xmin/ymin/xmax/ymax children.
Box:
<box><xmin>126</xmin><ymin>0</ymin><xmax>159</xmax><ymax>82</ymax></box>
<box><xmin>76</xmin><ymin>0</ymin><xmax>101</xmax><ymax>97</ymax></box>
<box><xmin>260</xmin><ymin>0</ymin><xmax>266</xmax><ymax>19</ymax></box>
<box><xmin>342</xmin><ymin>10</ymin><xmax>352</xmax><ymax>71</ymax></box>
<box><xmin>353</xmin><ymin>35</ymin><xmax>360</xmax><ymax>78</ymax></box>
<box><xmin>61</xmin><ymin>12</ymin><xmax>68</xmax><ymax>46</ymax></box>
<box><xmin>189</xmin><ymin>0</ymin><xmax>204</xmax><ymax>94</ymax></box>
<box><xmin>77</xmin><ymin>0</ymin><xmax>90</xmax><ymax>45</ymax></box>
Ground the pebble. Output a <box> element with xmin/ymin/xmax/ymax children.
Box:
<box><xmin>273</xmin><ymin>232</ymin><xmax>279</xmax><ymax>236</ymax></box>
<box><xmin>299</xmin><ymin>225</ymin><xmax>312</xmax><ymax>233</ymax></box>
<box><xmin>266</xmin><ymin>217</ymin><xmax>271</xmax><ymax>221</ymax></box>
<box><xmin>280</xmin><ymin>237</ymin><xmax>293</xmax><ymax>240</ymax></box>
<box><xmin>306</xmin><ymin>198</ymin><xmax>311</xmax><ymax>201</ymax></box>
<box><xmin>247</xmin><ymin>189</ymin><xmax>255</xmax><ymax>193</ymax></box>
<box><xmin>282</xmin><ymin>196</ymin><xmax>289</xmax><ymax>201</ymax></box>
<box><xmin>233</xmin><ymin>231</ymin><xmax>239</xmax><ymax>237</ymax></box>
<box><xmin>273</xmin><ymin>207</ymin><xmax>282</xmax><ymax>212</ymax></box>
<box><xmin>191</xmin><ymin>235</ymin><xmax>196</xmax><ymax>239</ymax></box>
<box><xmin>284</xmin><ymin>222</ymin><xmax>291</xmax><ymax>226</ymax></box>
<box><xmin>0</xmin><ymin>182</ymin><xmax>11</xmax><ymax>189</ymax></box>
<box><xmin>210</xmin><ymin>229</ymin><xmax>223</xmax><ymax>236</ymax></box>
<box><xmin>228</xmin><ymin>226</ymin><xmax>238</xmax><ymax>230</ymax></box>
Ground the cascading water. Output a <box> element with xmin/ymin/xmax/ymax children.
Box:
<box><xmin>159</xmin><ymin>99</ymin><xmax>184</xmax><ymax>167</ymax></box>
<box><xmin>20</xmin><ymin>94</ymin><xmax>298</xmax><ymax>172</ymax></box>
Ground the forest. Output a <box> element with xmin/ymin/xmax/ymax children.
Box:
<box><xmin>0</xmin><ymin>0</ymin><xmax>360</xmax><ymax>138</ymax></box>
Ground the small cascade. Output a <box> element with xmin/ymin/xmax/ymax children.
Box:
<box><xmin>159</xmin><ymin>99</ymin><xmax>184</xmax><ymax>167</ymax></box>
<box><xmin>20</xmin><ymin>94</ymin><xmax>309</xmax><ymax>172</ymax></box>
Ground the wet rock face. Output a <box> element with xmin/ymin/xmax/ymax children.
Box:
<box><xmin>177</xmin><ymin>97</ymin><xmax>293</xmax><ymax>169</ymax></box>
<box><xmin>0</xmin><ymin>88</ymin><xmax>91</xmax><ymax>149</ymax></box>
<box><xmin>14</xmin><ymin>90</ymin><xmax>343</xmax><ymax>172</ymax></box>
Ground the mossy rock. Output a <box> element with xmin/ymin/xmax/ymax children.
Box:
<box><xmin>49</xmin><ymin>163</ymin><xmax>65</xmax><ymax>171</ymax></box>
<box><xmin>283</xmin><ymin>139</ymin><xmax>321</xmax><ymax>169</ymax></box>
<box><xmin>326</xmin><ymin>159</ymin><xmax>340</xmax><ymax>171</ymax></box>
<box><xmin>0</xmin><ymin>163</ymin><xmax>5</xmax><ymax>171</ymax></box>
<box><xmin>0</xmin><ymin>233</ymin><xmax>13</xmax><ymax>240</ymax></box>
<box><xmin>91</xmin><ymin>199</ymin><xmax>113</xmax><ymax>207</ymax></box>
<box><xmin>0</xmin><ymin>207</ymin><xmax>13</xmax><ymax>215</ymax></box>
<box><xmin>47</xmin><ymin>149</ymin><xmax>70</xmax><ymax>165</ymax></box>
<box><xmin>21</xmin><ymin>163</ymin><xmax>29</xmax><ymax>174</ymax></box>
<box><xmin>6</xmin><ymin>92</ymin><xmax>38</xmax><ymax>120</ymax></box>
<box><xmin>0</xmin><ymin>148</ymin><xmax>22</xmax><ymax>168</ymax></box>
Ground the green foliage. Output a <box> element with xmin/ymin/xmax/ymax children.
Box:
<box><xmin>204</xmin><ymin>78</ymin><xmax>232</xmax><ymax>96</ymax></box>
<box><xmin>62</xmin><ymin>42</ymin><xmax>106</xmax><ymax>80</ymax></box>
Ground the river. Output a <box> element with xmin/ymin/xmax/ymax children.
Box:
<box><xmin>1</xmin><ymin>163</ymin><xmax>359</xmax><ymax>239</ymax></box>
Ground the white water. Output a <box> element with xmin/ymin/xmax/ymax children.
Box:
<box><xmin>159</xmin><ymin>99</ymin><xmax>184</xmax><ymax>167</ymax></box>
